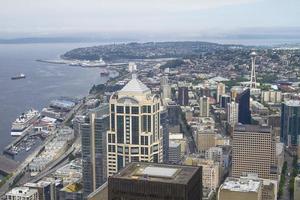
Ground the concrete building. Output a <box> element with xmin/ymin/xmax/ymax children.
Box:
<box><xmin>218</xmin><ymin>177</ymin><xmax>262</xmax><ymax>200</ymax></box>
<box><xmin>232</xmin><ymin>125</ymin><xmax>277</xmax><ymax>180</ymax></box>
<box><xmin>281</xmin><ymin>100</ymin><xmax>300</xmax><ymax>147</ymax></box>
<box><xmin>108</xmin><ymin>162</ymin><xmax>202</xmax><ymax>200</ymax></box>
<box><xmin>6</xmin><ymin>187</ymin><xmax>39</xmax><ymax>200</ymax></box>
<box><xmin>261</xmin><ymin>90</ymin><xmax>282</xmax><ymax>104</ymax></box>
<box><xmin>80</xmin><ymin>104</ymin><xmax>109</xmax><ymax>197</ymax></box>
<box><xmin>184</xmin><ymin>157</ymin><xmax>220</xmax><ymax>191</ymax></box>
<box><xmin>168</xmin><ymin>141</ymin><xmax>181</xmax><ymax>164</ymax></box>
<box><xmin>227</xmin><ymin>102</ymin><xmax>239</xmax><ymax>127</ymax></box>
<box><xmin>199</xmin><ymin>96</ymin><xmax>210</xmax><ymax>117</ymax></box>
<box><xmin>160</xmin><ymin>76</ymin><xmax>172</xmax><ymax>100</ymax></box>
<box><xmin>24</xmin><ymin>181</ymin><xmax>56</xmax><ymax>200</ymax></box>
<box><xmin>107</xmin><ymin>74</ymin><xmax>163</xmax><ymax>176</ymax></box>
<box><xmin>294</xmin><ymin>175</ymin><xmax>300</xmax><ymax>200</ymax></box>
<box><xmin>217</xmin><ymin>83</ymin><xmax>226</xmax><ymax>103</ymax></box>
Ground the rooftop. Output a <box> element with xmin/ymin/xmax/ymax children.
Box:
<box><xmin>234</xmin><ymin>124</ymin><xmax>271</xmax><ymax>134</ymax></box>
<box><xmin>111</xmin><ymin>162</ymin><xmax>200</xmax><ymax>185</ymax></box>
<box><xmin>221</xmin><ymin>177</ymin><xmax>261</xmax><ymax>193</ymax></box>
<box><xmin>120</xmin><ymin>74</ymin><xmax>150</xmax><ymax>94</ymax></box>
<box><xmin>284</xmin><ymin>100</ymin><xmax>300</xmax><ymax>107</ymax></box>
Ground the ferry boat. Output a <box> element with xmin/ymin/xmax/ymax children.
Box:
<box><xmin>11</xmin><ymin>73</ymin><xmax>26</xmax><ymax>80</ymax></box>
<box><xmin>11</xmin><ymin>109</ymin><xmax>40</xmax><ymax>136</ymax></box>
<box><xmin>100</xmin><ymin>70</ymin><xmax>110</xmax><ymax>76</ymax></box>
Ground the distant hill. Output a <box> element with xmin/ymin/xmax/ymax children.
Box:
<box><xmin>62</xmin><ymin>41</ymin><xmax>245</xmax><ymax>61</ymax></box>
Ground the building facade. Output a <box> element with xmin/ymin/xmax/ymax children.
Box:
<box><xmin>235</xmin><ymin>88</ymin><xmax>251</xmax><ymax>124</ymax></box>
<box><xmin>178</xmin><ymin>86</ymin><xmax>189</xmax><ymax>106</ymax></box>
<box><xmin>108</xmin><ymin>162</ymin><xmax>202</xmax><ymax>200</ymax></box>
<box><xmin>199</xmin><ymin>96</ymin><xmax>210</xmax><ymax>117</ymax></box>
<box><xmin>81</xmin><ymin>104</ymin><xmax>110</xmax><ymax>197</ymax></box>
<box><xmin>227</xmin><ymin>102</ymin><xmax>239</xmax><ymax>127</ymax></box>
<box><xmin>232</xmin><ymin>125</ymin><xmax>277</xmax><ymax>180</ymax></box>
<box><xmin>107</xmin><ymin>75</ymin><xmax>163</xmax><ymax>176</ymax></box>
<box><xmin>280</xmin><ymin>100</ymin><xmax>300</xmax><ymax>147</ymax></box>
<box><xmin>6</xmin><ymin>187</ymin><xmax>39</xmax><ymax>200</ymax></box>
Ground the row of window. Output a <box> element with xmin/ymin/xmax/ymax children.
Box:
<box><xmin>110</xmin><ymin>104</ymin><xmax>160</xmax><ymax>114</ymax></box>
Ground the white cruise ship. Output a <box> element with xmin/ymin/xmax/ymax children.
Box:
<box><xmin>11</xmin><ymin>109</ymin><xmax>40</xmax><ymax>136</ymax></box>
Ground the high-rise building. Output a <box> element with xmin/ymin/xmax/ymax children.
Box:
<box><xmin>108</xmin><ymin>162</ymin><xmax>202</xmax><ymax>200</ymax></box>
<box><xmin>220</xmin><ymin>94</ymin><xmax>231</xmax><ymax>108</ymax></box>
<box><xmin>294</xmin><ymin>175</ymin><xmax>300</xmax><ymax>200</ymax></box>
<box><xmin>199</xmin><ymin>96</ymin><xmax>210</xmax><ymax>117</ymax></box>
<box><xmin>167</xmin><ymin>101</ymin><xmax>181</xmax><ymax>126</ymax></box>
<box><xmin>217</xmin><ymin>82</ymin><xmax>226</xmax><ymax>103</ymax></box>
<box><xmin>168</xmin><ymin>141</ymin><xmax>181</xmax><ymax>164</ymax></box>
<box><xmin>184</xmin><ymin>157</ymin><xmax>220</xmax><ymax>191</ymax></box>
<box><xmin>178</xmin><ymin>86</ymin><xmax>189</xmax><ymax>106</ymax></box>
<box><xmin>232</xmin><ymin>125</ymin><xmax>277</xmax><ymax>180</ymax></box>
<box><xmin>81</xmin><ymin>104</ymin><xmax>109</xmax><ymax>197</ymax></box>
<box><xmin>160</xmin><ymin>108</ymin><xmax>169</xmax><ymax>163</ymax></box>
<box><xmin>160</xmin><ymin>76</ymin><xmax>172</xmax><ymax>100</ymax></box>
<box><xmin>280</xmin><ymin>100</ymin><xmax>300</xmax><ymax>147</ymax></box>
<box><xmin>261</xmin><ymin>90</ymin><xmax>282</xmax><ymax>104</ymax></box>
<box><xmin>107</xmin><ymin>75</ymin><xmax>163</xmax><ymax>176</ymax></box>
<box><xmin>235</xmin><ymin>88</ymin><xmax>251</xmax><ymax>124</ymax></box>
<box><xmin>6</xmin><ymin>187</ymin><xmax>39</xmax><ymax>200</ymax></box>
<box><xmin>24</xmin><ymin>181</ymin><xmax>56</xmax><ymax>200</ymax></box>
<box><xmin>218</xmin><ymin>177</ymin><xmax>263</xmax><ymax>200</ymax></box>
<box><xmin>227</xmin><ymin>102</ymin><xmax>239</xmax><ymax>126</ymax></box>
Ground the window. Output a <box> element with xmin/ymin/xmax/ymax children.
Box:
<box><xmin>132</xmin><ymin>106</ymin><xmax>139</xmax><ymax>114</ymax></box>
<box><xmin>117</xmin><ymin>106</ymin><xmax>124</xmax><ymax>113</ymax></box>
<box><xmin>132</xmin><ymin>116</ymin><xmax>139</xmax><ymax>144</ymax></box>
<box><xmin>111</xmin><ymin>104</ymin><xmax>115</xmax><ymax>112</ymax></box>
<box><xmin>125</xmin><ymin>106</ymin><xmax>130</xmax><ymax>114</ymax></box>
<box><xmin>111</xmin><ymin>114</ymin><xmax>115</xmax><ymax>131</ymax></box>
<box><xmin>117</xmin><ymin>116</ymin><xmax>124</xmax><ymax>143</ymax></box>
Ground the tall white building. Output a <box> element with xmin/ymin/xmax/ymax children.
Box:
<box><xmin>160</xmin><ymin>76</ymin><xmax>171</xmax><ymax>100</ymax></box>
<box><xmin>217</xmin><ymin>82</ymin><xmax>226</xmax><ymax>103</ymax></box>
<box><xmin>107</xmin><ymin>74</ymin><xmax>163</xmax><ymax>176</ymax></box>
<box><xmin>6</xmin><ymin>187</ymin><xmax>39</xmax><ymax>200</ymax></box>
<box><xmin>200</xmin><ymin>96</ymin><xmax>210</xmax><ymax>117</ymax></box>
<box><xmin>227</xmin><ymin>102</ymin><xmax>239</xmax><ymax>126</ymax></box>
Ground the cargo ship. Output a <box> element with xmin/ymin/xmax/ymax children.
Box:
<box><xmin>11</xmin><ymin>73</ymin><xmax>26</xmax><ymax>80</ymax></box>
<box><xmin>11</xmin><ymin>109</ymin><xmax>40</xmax><ymax>136</ymax></box>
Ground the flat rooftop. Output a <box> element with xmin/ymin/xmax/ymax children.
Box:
<box><xmin>221</xmin><ymin>177</ymin><xmax>261</xmax><ymax>193</ymax></box>
<box><xmin>284</xmin><ymin>100</ymin><xmax>300</xmax><ymax>107</ymax></box>
<box><xmin>234</xmin><ymin>124</ymin><xmax>271</xmax><ymax>133</ymax></box>
<box><xmin>111</xmin><ymin>162</ymin><xmax>200</xmax><ymax>185</ymax></box>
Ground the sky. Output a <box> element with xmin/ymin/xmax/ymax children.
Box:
<box><xmin>0</xmin><ymin>0</ymin><xmax>299</xmax><ymax>40</ymax></box>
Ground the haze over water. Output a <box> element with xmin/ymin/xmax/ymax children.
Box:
<box><xmin>0</xmin><ymin>43</ymin><xmax>109</xmax><ymax>151</ymax></box>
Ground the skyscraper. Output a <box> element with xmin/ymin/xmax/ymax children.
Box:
<box><xmin>220</xmin><ymin>94</ymin><xmax>231</xmax><ymax>108</ymax></box>
<box><xmin>160</xmin><ymin>108</ymin><xmax>169</xmax><ymax>163</ymax></box>
<box><xmin>160</xmin><ymin>76</ymin><xmax>171</xmax><ymax>100</ymax></box>
<box><xmin>108</xmin><ymin>162</ymin><xmax>202</xmax><ymax>200</ymax></box>
<box><xmin>235</xmin><ymin>88</ymin><xmax>251</xmax><ymax>124</ymax></box>
<box><xmin>217</xmin><ymin>82</ymin><xmax>226</xmax><ymax>103</ymax></box>
<box><xmin>81</xmin><ymin>104</ymin><xmax>109</xmax><ymax>197</ymax></box>
<box><xmin>199</xmin><ymin>96</ymin><xmax>209</xmax><ymax>117</ymax></box>
<box><xmin>227</xmin><ymin>102</ymin><xmax>239</xmax><ymax>127</ymax></box>
<box><xmin>232</xmin><ymin>125</ymin><xmax>277</xmax><ymax>180</ymax></box>
<box><xmin>107</xmin><ymin>74</ymin><xmax>163</xmax><ymax>176</ymax></box>
<box><xmin>178</xmin><ymin>86</ymin><xmax>189</xmax><ymax>106</ymax></box>
<box><xmin>280</xmin><ymin>100</ymin><xmax>300</xmax><ymax>147</ymax></box>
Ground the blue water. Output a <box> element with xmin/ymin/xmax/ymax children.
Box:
<box><xmin>0</xmin><ymin>43</ymin><xmax>109</xmax><ymax>151</ymax></box>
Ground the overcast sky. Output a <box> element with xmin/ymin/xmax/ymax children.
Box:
<box><xmin>0</xmin><ymin>0</ymin><xmax>299</xmax><ymax>38</ymax></box>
